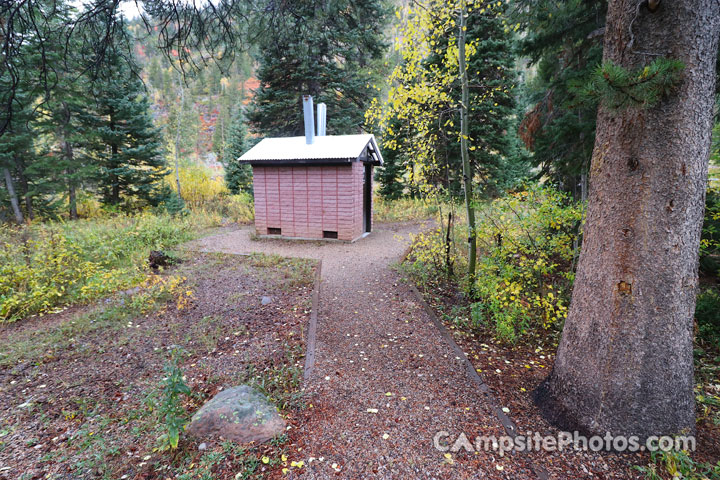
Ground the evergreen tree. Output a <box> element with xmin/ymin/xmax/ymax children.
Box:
<box><xmin>515</xmin><ymin>0</ymin><xmax>608</xmax><ymax>198</ymax></box>
<box><xmin>369</xmin><ymin>0</ymin><xmax>528</xmax><ymax>200</ymax></box>
<box><xmin>223</xmin><ymin>109</ymin><xmax>253</xmax><ymax>194</ymax></box>
<box><xmin>376</xmin><ymin>147</ymin><xmax>406</xmax><ymax>200</ymax></box>
<box><xmin>34</xmin><ymin>1</ymin><xmax>98</xmax><ymax>219</ymax></box>
<box><xmin>539</xmin><ymin>0</ymin><xmax>720</xmax><ymax>440</ymax></box>
<box><xmin>1</xmin><ymin>0</ymin><xmax>79</xmax><ymax>221</ymax></box>
<box><xmin>247</xmin><ymin>0</ymin><xmax>389</xmax><ymax>137</ymax></box>
<box><xmin>90</xmin><ymin>53</ymin><xmax>167</xmax><ymax>207</ymax></box>
<box><xmin>375</xmin><ymin>115</ymin><xmax>408</xmax><ymax>199</ymax></box>
<box><xmin>424</xmin><ymin>2</ymin><xmax>528</xmax><ymax>196</ymax></box>
<box><xmin>0</xmin><ymin>55</ymin><xmax>36</xmax><ymax>223</ymax></box>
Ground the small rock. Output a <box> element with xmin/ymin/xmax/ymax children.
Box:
<box><xmin>261</xmin><ymin>296</ymin><xmax>272</xmax><ymax>305</ymax></box>
<box><xmin>198</xmin><ymin>442</ymin><xmax>207</xmax><ymax>451</ymax></box>
<box><xmin>10</xmin><ymin>362</ymin><xmax>30</xmax><ymax>376</ymax></box>
<box><xmin>119</xmin><ymin>286</ymin><xmax>140</xmax><ymax>297</ymax></box>
<box><xmin>186</xmin><ymin>385</ymin><xmax>285</xmax><ymax>445</ymax></box>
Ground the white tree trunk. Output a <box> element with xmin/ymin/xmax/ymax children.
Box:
<box><xmin>3</xmin><ymin>167</ymin><xmax>24</xmax><ymax>224</ymax></box>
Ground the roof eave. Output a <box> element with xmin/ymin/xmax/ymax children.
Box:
<box><xmin>237</xmin><ymin>157</ymin><xmax>355</xmax><ymax>166</ymax></box>
<box><xmin>236</xmin><ymin>134</ymin><xmax>384</xmax><ymax>166</ymax></box>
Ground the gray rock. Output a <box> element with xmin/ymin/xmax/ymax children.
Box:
<box><xmin>186</xmin><ymin>386</ymin><xmax>285</xmax><ymax>444</ymax></box>
<box><xmin>198</xmin><ymin>442</ymin><xmax>207</xmax><ymax>450</ymax></box>
<box><xmin>119</xmin><ymin>287</ymin><xmax>140</xmax><ymax>297</ymax></box>
<box><xmin>10</xmin><ymin>362</ymin><xmax>30</xmax><ymax>376</ymax></box>
<box><xmin>261</xmin><ymin>296</ymin><xmax>272</xmax><ymax>305</ymax></box>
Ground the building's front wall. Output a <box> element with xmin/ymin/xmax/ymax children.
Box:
<box><xmin>252</xmin><ymin>164</ymin><xmax>369</xmax><ymax>241</ymax></box>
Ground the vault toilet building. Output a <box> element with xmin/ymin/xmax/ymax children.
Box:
<box><xmin>237</xmin><ymin>96</ymin><xmax>383</xmax><ymax>241</ymax></box>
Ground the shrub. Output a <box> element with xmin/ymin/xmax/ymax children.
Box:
<box><xmin>154</xmin><ymin>184</ymin><xmax>188</xmax><ymax>216</ymax></box>
<box><xmin>0</xmin><ymin>212</ymin><xmax>219</xmax><ymax>322</ymax></box>
<box><xmin>469</xmin><ymin>186</ymin><xmax>582</xmax><ymax>341</ymax></box>
<box><xmin>76</xmin><ymin>193</ymin><xmax>108</xmax><ymax>219</ymax></box>
<box><xmin>163</xmin><ymin>165</ymin><xmax>254</xmax><ymax>223</ymax></box>
<box><xmin>405</xmin><ymin>226</ymin><xmax>460</xmax><ymax>284</ymax></box>
<box><xmin>405</xmin><ymin>185</ymin><xmax>582</xmax><ymax>342</ymax></box>
<box><xmin>695</xmin><ymin>287</ymin><xmax>720</xmax><ymax>345</ymax></box>
<box><xmin>200</xmin><ymin>192</ymin><xmax>254</xmax><ymax>224</ymax></box>
<box><xmin>167</xmin><ymin>165</ymin><xmax>228</xmax><ymax>209</ymax></box>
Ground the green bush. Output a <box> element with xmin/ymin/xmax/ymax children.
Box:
<box><xmin>636</xmin><ymin>449</ymin><xmax>720</xmax><ymax>480</ymax></box>
<box><xmin>405</xmin><ymin>185</ymin><xmax>583</xmax><ymax>342</ymax></box>
<box><xmin>0</xmin><ymin>212</ymin><xmax>219</xmax><ymax>322</ymax></box>
<box><xmin>470</xmin><ymin>186</ymin><xmax>582</xmax><ymax>341</ymax></box>
<box><xmin>202</xmin><ymin>192</ymin><xmax>254</xmax><ymax>224</ymax></box>
<box><xmin>695</xmin><ymin>288</ymin><xmax>720</xmax><ymax>345</ymax></box>
<box><xmin>156</xmin><ymin>350</ymin><xmax>192</xmax><ymax>451</ymax></box>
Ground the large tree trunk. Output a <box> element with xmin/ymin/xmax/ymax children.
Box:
<box><xmin>536</xmin><ymin>0</ymin><xmax>720</xmax><ymax>440</ymax></box>
<box><xmin>3</xmin><ymin>167</ymin><xmax>24</xmax><ymax>224</ymax></box>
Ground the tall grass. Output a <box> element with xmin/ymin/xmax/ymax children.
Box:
<box><xmin>0</xmin><ymin>211</ymin><xmax>220</xmax><ymax>322</ymax></box>
<box><xmin>373</xmin><ymin>196</ymin><xmax>441</xmax><ymax>222</ymax></box>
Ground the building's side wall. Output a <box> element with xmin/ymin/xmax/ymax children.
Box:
<box><xmin>252</xmin><ymin>164</ymin><xmax>363</xmax><ymax>241</ymax></box>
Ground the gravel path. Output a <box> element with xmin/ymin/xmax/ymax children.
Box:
<box><xmin>188</xmin><ymin>224</ymin><xmax>537</xmax><ymax>479</ymax></box>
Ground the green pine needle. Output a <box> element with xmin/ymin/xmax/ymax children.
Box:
<box><xmin>575</xmin><ymin>58</ymin><xmax>685</xmax><ymax>110</ymax></box>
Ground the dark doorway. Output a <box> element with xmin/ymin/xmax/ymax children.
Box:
<box><xmin>363</xmin><ymin>164</ymin><xmax>372</xmax><ymax>233</ymax></box>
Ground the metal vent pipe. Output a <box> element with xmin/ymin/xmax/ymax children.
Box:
<box><xmin>317</xmin><ymin>102</ymin><xmax>327</xmax><ymax>136</ymax></box>
<box><xmin>302</xmin><ymin>95</ymin><xmax>315</xmax><ymax>144</ymax></box>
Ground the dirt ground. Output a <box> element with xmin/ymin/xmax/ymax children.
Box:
<box><xmin>192</xmin><ymin>223</ymin><xmax>716</xmax><ymax>480</ymax></box>
<box><xmin>2</xmin><ymin>221</ymin><xmax>710</xmax><ymax>479</ymax></box>
<box><xmin>0</xmin><ymin>251</ymin><xmax>316</xmax><ymax>479</ymax></box>
<box><xmin>415</xmin><ymin>279</ymin><xmax>720</xmax><ymax>480</ymax></box>
<box><xmin>189</xmin><ymin>223</ymin><xmax>536</xmax><ymax>479</ymax></box>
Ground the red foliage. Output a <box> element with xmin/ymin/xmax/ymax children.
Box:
<box><xmin>518</xmin><ymin>91</ymin><xmax>554</xmax><ymax>151</ymax></box>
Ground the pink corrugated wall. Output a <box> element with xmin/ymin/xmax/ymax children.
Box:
<box><xmin>252</xmin><ymin>164</ymin><xmax>369</xmax><ymax>241</ymax></box>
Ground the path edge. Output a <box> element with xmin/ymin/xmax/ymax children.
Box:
<box><xmin>407</xmin><ymin>283</ymin><xmax>549</xmax><ymax>480</ymax></box>
<box><xmin>303</xmin><ymin>259</ymin><xmax>322</xmax><ymax>380</ymax></box>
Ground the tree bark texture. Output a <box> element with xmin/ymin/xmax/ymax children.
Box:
<box><xmin>536</xmin><ymin>0</ymin><xmax>720</xmax><ymax>439</ymax></box>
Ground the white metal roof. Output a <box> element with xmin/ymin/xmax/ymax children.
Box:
<box><xmin>238</xmin><ymin>134</ymin><xmax>383</xmax><ymax>164</ymax></box>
